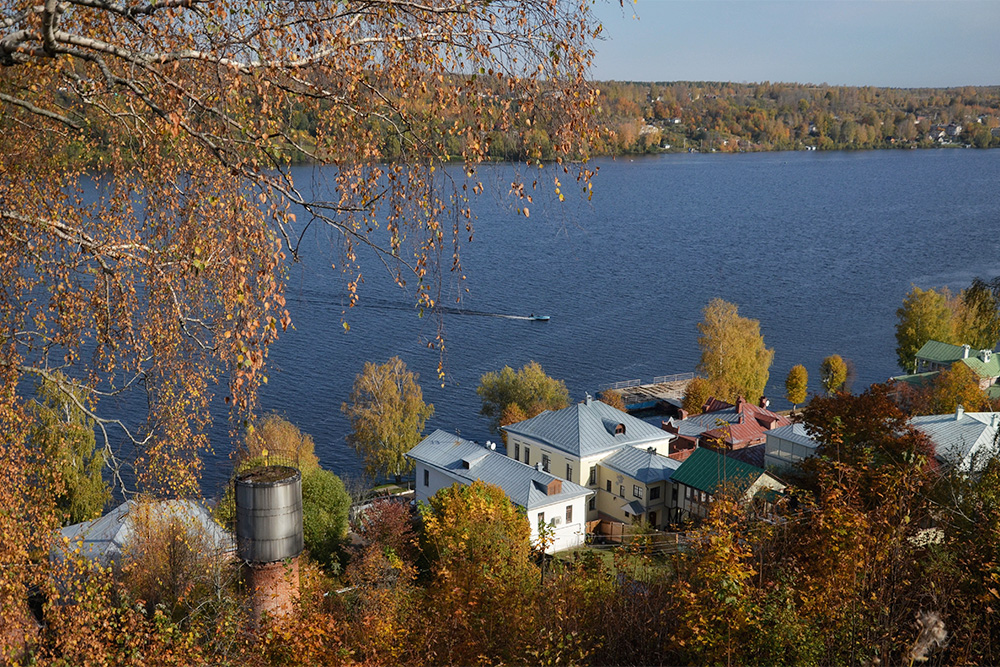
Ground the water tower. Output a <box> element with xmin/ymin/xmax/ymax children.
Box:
<box><xmin>235</xmin><ymin>465</ymin><xmax>303</xmax><ymax>622</ymax></box>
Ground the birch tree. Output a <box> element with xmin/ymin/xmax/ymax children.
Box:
<box><xmin>696</xmin><ymin>299</ymin><xmax>775</xmax><ymax>404</ymax></box>
<box><xmin>342</xmin><ymin>356</ymin><xmax>433</xmax><ymax>481</ymax></box>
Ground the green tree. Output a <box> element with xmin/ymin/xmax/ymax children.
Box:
<box><xmin>785</xmin><ymin>364</ymin><xmax>809</xmax><ymax>410</ymax></box>
<box><xmin>696</xmin><ymin>299</ymin><xmax>775</xmax><ymax>403</ymax></box>
<box><xmin>29</xmin><ymin>373</ymin><xmax>109</xmax><ymax>526</ymax></box>
<box><xmin>682</xmin><ymin>376</ymin><xmax>713</xmax><ymax>415</ymax></box>
<box><xmin>477</xmin><ymin>361</ymin><xmax>569</xmax><ymax>433</ymax></box>
<box><xmin>820</xmin><ymin>355</ymin><xmax>848</xmax><ymax>395</ymax></box>
<box><xmin>955</xmin><ymin>277</ymin><xmax>1000</xmax><ymax>351</ymax></box>
<box><xmin>895</xmin><ymin>285</ymin><xmax>955</xmax><ymax>372</ymax></box>
<box><xmin>301</xmin><ymin>468</ymin><xmax>351</xmax><ymax>571</ymax></box>
<box><xmin>342</xmin><ymin>357</ymin><xmax>434</xmax><ymax>481</ymax></box>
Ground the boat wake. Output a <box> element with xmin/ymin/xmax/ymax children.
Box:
<box><xmin>286</xmin><ymin>290</ymin><xmax>544</xmax><ymax>321</ymax></box>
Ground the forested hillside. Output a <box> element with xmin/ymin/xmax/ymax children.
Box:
<box><xmin>597</xmin><ymin>81</ymin><xmax>1000</xmax><ymax>154</ymax></box>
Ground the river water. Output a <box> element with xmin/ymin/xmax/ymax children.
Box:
<box><xmin>197</xmin><ymin>148</ymin><xmax>1000</xmax><ymax>491</ymax></box>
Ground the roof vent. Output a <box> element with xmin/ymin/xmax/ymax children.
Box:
<box><xmin>535</xmin><ymin>462</ymin><xmax>543</xmax><ymax>471</ymax></box>
<box><xmin>982</xmin><ymin>349</ymin><xmax>992</xmax><ymax>363</ymax></box>
<box><xmin>584</xmin><ymin>393</ymin><xmax>592</xmax><ymax>405</ymax></box>
<box><xmin>963</xmin><ymin>344</ymin><xmax>971</xmax><ymax>359</ymax></box>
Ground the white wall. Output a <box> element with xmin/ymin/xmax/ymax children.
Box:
<box><xmin>531</xmin><ymin>494</ymin><xmax>589</xmax><ymax>553</ymax></box>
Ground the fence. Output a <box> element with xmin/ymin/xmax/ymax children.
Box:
<box><xmin>586</xmin><ymin>520</ymin><xmax>687</xmax><ymax>555</ymax></box>
<box><xmin>597</xmin><ymin>379</ymin><xmax>641</xmax><ymax>392</ymax></box>
<box><xmin>651</xmin><ymin>372</ymin><xmax>695</xmax><ymax>384</ymax></box>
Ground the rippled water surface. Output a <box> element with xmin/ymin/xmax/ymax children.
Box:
<box><xmin>201</xmin><ymin>149</ymin><xmax>1000</xmax><ymax>490</ymax></box>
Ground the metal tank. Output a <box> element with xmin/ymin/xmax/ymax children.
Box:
<box><xmin>234</xmin><ymin>465</ymin><xmax>304</xmax><ymax>563</ymax></box>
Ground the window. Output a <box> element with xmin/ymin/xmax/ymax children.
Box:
<box><xmin>423</xmin><ymin>469</ymin><xmax>429</xmax><ymax>487</ymax></box>
<box><xmin>588</xmin><ymin>466</ymin><xmax>596</xmax><ymax>486</ymax></box>
<box><xmin>672</xmin><ymin>486</ymin><xmax>678</xmax><ymax>502</ymax></box>
<box><xmin>650</xmin><ymin>486</ymin><xmax>661</xmax><ymax>500</ymax></box>
<box><xmin>537</xmin><ymin>512</ymin><xmax>545</xmax><ymax>527</ymax></box>
<box><xmin>566</xmin><ymin>464</ymin><xmax>572</xmax><ymax>481</ymax></box>
<box><xmin>685</xmin><ymin>486</ymin><xmax>692</xmax><ymax>500</ymax></box>
<box><xmin>565</xmin><ymin>505</ymin><xmax>573</xmax><ymax>523</ymax></box>
<box><xmin>524</xmin><ymin>447</ymin><xmax>530</xmax><ymax>465</ymax></box>
<box><xmin>606</xmin><ymin>480</ymin><xmax>612</xmax><ymax>492</ymax></box>
<box><xmin>619</xmin><ymin>485</ymin><xmax>625</xmax><ymax>498</ymax></box>
<box><xmin>624</xmin><ymin>511</ymin><xmax>630</xmax><ymax>519</ymax></box>
<box><xmin>542</xmin><ymin>454</ymin><xmax>551</xmax><ymax>472</ymax></box>
<box><xmin>633</xmin><ymin>485</ymin><xmax>643</xmax><ymax>499</ymax></box>
<box><xmin>514</xmin><ymin>443</ymin><xmax>520</xmax><ymax>461</ymax></box>
<box><xmin>588</xmin><ymin>497</ymin><xmax>596</xmax><ymax>511</ymax></box>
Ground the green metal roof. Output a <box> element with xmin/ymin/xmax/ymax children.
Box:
<box><xmin>961</xmin><ymin>353</ymin><xmax>1000</xmax><ymax>379</ymax></box>
<box><xmin>915</xmin><ymin>340</ymin><xmax>966</xmax><ymax>364</ymax></box>
<box><xmin>671</xmin><ymin>447</ymin><xmax>770</xmax><ymax>495</ymax></box>
<box><xmin>890</xmin><ymin>371</ymin><xmax>939</xmax><ymax>387</ymax></box>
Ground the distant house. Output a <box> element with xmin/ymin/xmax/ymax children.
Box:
<box><xmin>908</xmin><ymin>340</ymin><xmax>1000</xmax><ymax>389</ymax></box>
<box><xmin>764</xmin><ymin>423</ymin><xmax>820</xmax><ymax>469</ymax></box>
<box><xmin>669</xmin><ymin>447</ymin><xmax>785</xmax><ymax>520</ymax></box>
<box><xmin>55</xmin><ymin>499</ymin><xmax>233</xmax><ymax>565</ymax></box>
<box><xmin>502</xmin><ymin>395</ymin><xmax>674</xmax><ymax>522</ymax></box>
<box><xmin>407</xmin><ymin>429</ymin><xmax>592</xmax><ymax>552</ymax></box>
<box><xmin>662</xmin><ymin>396</ymin><xmax>792</xmax><ymax>453</ymax></box>
<box><xmin>911</xmin><ymin>406</ymin><xmax>1000</xmax><ymax>472</ymax></box>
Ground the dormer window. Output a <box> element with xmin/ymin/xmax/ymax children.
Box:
<box><xmin>615</xmin><ymin>423</ymin><xmax>626</xmax><ymax>435</ymax></box>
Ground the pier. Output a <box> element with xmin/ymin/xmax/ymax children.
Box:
<box><xmin>599</xmin><ymin>373</ymin><xmax>694</xmax><ymax>412</ymax></box>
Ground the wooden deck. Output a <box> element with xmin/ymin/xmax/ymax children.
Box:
<box><xmin>601</xmin><ymin>373</ymin><xmax>694</xmax><ymax>409</ymax></box>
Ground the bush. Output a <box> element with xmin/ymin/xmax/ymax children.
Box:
<box><xmin>302</xmin><ymin>468</ymin><xmax>351</xmax><ymax>571</ymax></box>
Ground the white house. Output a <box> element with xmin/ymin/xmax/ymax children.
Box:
<box><xmin>407</xmin><ymin>429</ymin><xmax>593</xmax><ymax>553</ymax></box>
<box><xmin>911</xmin><ymin>406</ymin><xmax>1000</xmax><ymax>472</ymax></box>
<box><xmin>501</xmin><ymin>395</ymin><xmax>675</xmax><ymax>521</ymax></box>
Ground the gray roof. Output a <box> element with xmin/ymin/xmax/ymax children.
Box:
<box><xmin>766</xmin><ymin>424</ymin><xmax>819</xmax><ymax>450</ymax></box>
<box><xmin>501</xmin><ymin>398</ymin><xmax>673</xmax><ymax>458</ymax></box>
<box><xmin>56</xmin><ymin>499</ymin><xmax>233</xmax><ymax>564</ymax></box>
<box><xmin>601</xmin><ymin>446</ymin><xmax>681</xmax><ymax>485</ymax></box>
<box><xmin>407</xmin><ymin>430</ymin><xmax>591</xmax><ymax>510</ymax></box>
<box><xmin>621</xmin><ymin>500</ymin><xmax>646</xmax><ymax>515</ymax></box>
<box><xmin>911</xmin><ymin>411</ymin><xmax>1000</xmax><ymax>466</ymax></box>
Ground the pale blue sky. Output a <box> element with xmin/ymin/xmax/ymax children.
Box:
<box><xmin>591</xmin><ymin>1</ymin><xmax>1000</xmax><ymax>87</ymax></box>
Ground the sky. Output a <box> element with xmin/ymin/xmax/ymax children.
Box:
<box><xmin>590</xmin><ymin>1</ymin><xmax>1000</xmax><ymax>87</ymax></box>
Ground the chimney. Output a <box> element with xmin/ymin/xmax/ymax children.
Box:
<box><xmin>963</xmin><ymin>344</ymin><xmax>971</xmax><ymax>359</ymax></box>
<box><xmin>585</xmin><ymin>393</ymin><xmax>592</xmax><ymax>405</ymax></box>
<box><xmin>535</xmin><ymin>462</ymin><xmax>542</xmax><ymax>471</ymax></box>
<box><xmin>678</xmin><ymin>408</ymin><xmax>689</xmax><ymax>421</ymax></box>
<box><xmin>956</xmin><ymin>404</ymin><xmax>965</xmax><ymax>421</ymax></box>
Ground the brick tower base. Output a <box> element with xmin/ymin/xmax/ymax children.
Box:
<box><xmin>246</xmin><ymin>557</ymin><xmax>299</xmax><ymax>623</ymax></box>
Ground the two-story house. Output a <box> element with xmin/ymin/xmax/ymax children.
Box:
<box><xmin>501</xmin><ymin>395</ymin><xmax>675</xmax><ymax>522</ymax></box>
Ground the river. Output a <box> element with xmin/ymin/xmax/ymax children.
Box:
<box><xmin>196</xmin><ymin>148</ymin><xmax>1000</xmax><ymax>491</ymax></box>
